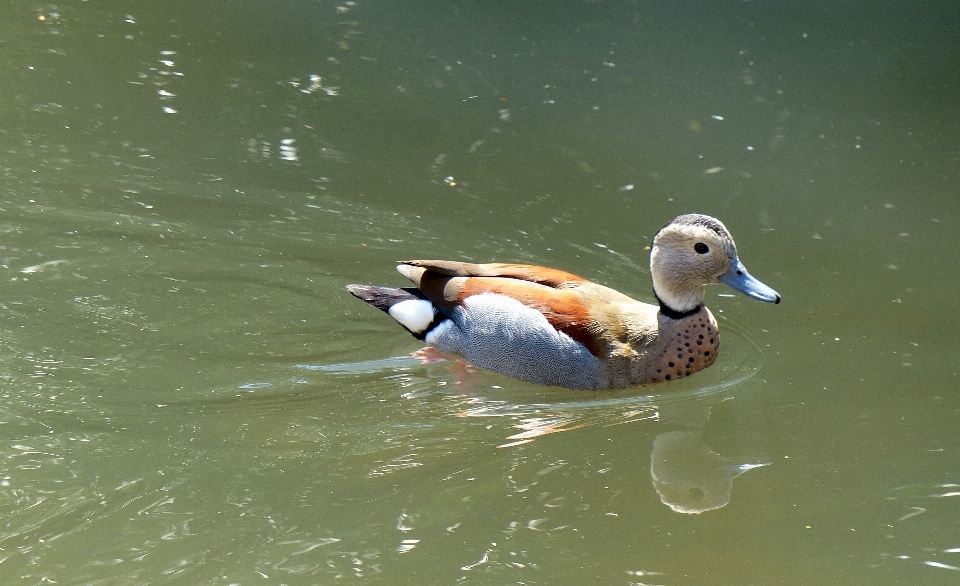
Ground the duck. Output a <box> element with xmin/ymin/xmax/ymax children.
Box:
<box><xmin>346</xmin><ymin>213</ymin><xmax>780</xmax><ymax>390</ymax></box>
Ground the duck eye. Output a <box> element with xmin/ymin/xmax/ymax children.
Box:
<box><xmin>694</xmin><ymin>242</ymin><xmax>709</xmax><ymax>254</ymax></box>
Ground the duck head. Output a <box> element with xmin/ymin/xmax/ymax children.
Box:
<box><xmin>650</xmin><ymin>214</ymin><xmax>781</xmax><ymax>314</ymax></box>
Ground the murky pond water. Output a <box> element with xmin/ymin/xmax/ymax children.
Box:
<box><xmin>2</xmin><ymin>1</ymin><xmax>959</xmax><ymax>584</ymax></box>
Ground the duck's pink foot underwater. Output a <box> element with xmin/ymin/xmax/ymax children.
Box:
<box><xmin>411</xmin><ymin>347</ymin><xmax>481</xmax><ymax>388</ymax></box>
<box><xmin>411</xmin><ymin>347</ymin><xmax>452</xmax><ymax>365</ymax></box>
<box><xmin>346</xmin><ymin>213</ymin><xmax>780</xmax><ymax>390</ymax></box>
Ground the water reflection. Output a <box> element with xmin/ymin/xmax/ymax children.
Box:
<box><xmin>308</xmin><ymin>321</ymin><xmax>772</xmax><ymax>513</ymax></box>
<box><xmin>651</xmin><ymin>430</ymin><xmax>769</xmax><ymax>514</ymax></box>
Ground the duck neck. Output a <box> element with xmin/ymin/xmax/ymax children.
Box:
<box><xmin>654</xmin><ymin>291</ymin><xmax>703</xmax><ymax>319</ymax></box>
<box><xmin>651</xmin><ymin>271</ymin><xmax>705</xmax><ymax>316</ymax></box>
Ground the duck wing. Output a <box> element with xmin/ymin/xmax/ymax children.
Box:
<box><xmin>399</xmin><ymin>260</ymin><xmax>586</xmax><ymax>288</ymax></box>
<box><xmin>397</xmin><ymin>261</ymin><xmax>603</xmax><ymax>356</ymax></box>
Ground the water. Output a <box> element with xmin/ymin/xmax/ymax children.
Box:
<box><xmin>2</xmin><ymin>0</ymin><xmax>959</xmax><ymax>583</ymax></box>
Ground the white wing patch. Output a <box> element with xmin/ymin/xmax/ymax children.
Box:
<box><xmin>388</xmin><ymin>299</ymin><xmax>436</xmax><ymax>334</ymax></box>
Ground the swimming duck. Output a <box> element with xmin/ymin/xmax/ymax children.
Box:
<box><xmin>346</xmin><ymin>213</ymin><xmax>780</xmax><ymax>390</ymax></box>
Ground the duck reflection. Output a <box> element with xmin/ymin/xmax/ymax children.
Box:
<box><xmin>483</xmin><ymin>389</ymin><xmax>770</xmax><ymax>514</ymax></box>
<box><xmin>304</xmin><ymin>355</ymin><xmax>771</xmax><ymax>514</ymax></box>
<box><xmin>640</xmin><ymin>395</ymin><xmax>770</xmax><ymax>514</ymax></box>
<box><xmin>650</xmin><ymin>429</ymin><xmax>769</xmax><ymax>514</ymax></box>
<box><xmin>461</xmin><ymin>378</ymin><xmax>770</xmax><ymax>514</ymax></box>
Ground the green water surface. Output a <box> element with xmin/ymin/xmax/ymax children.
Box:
<box><xmin>1</xmin><ymin>1</ymin><xmax>959</xmax><ymax>584</ymax></box>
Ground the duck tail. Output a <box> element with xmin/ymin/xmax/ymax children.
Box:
<box><xmin>346</xmin><ymin>285</ymin><xmax>443</xmax><ymax>340</ymax></box>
